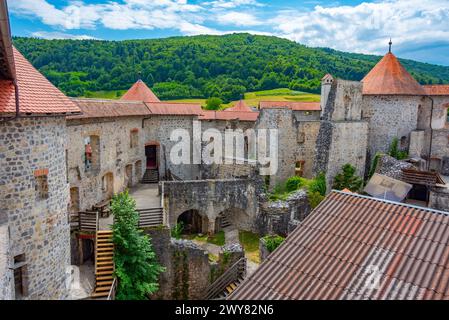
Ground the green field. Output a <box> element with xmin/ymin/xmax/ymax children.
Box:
<box><xmin>81</xmin><ymin>88</ymin><xmax>320</xmax><ymax>109</ymax></box>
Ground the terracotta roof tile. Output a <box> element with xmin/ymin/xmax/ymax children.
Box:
<box><xmin>68</xmin><ymin>99</ymin><xmax>151</xmax><ymax>119</ymax></box>
<box><xmin>145</xmin><ymin>102</ymin><xmax>203</xmax><ymax>116</ymax></box>
<box><xmin>224</xmin><ymin>100</ymin><xmax>253</xmax><ymax>112</ymax></box>
<box><xmin>120</xmin><ymin>80</ymin><xmax>160</xmax><ymax>103</ymax></box>
<box><xmin>199</xmin><ymin>110</ymin><xmax>259</xmax><ymax>122</ymax></box>
<box><xmin>229</xmin><ymin>191</ymin><xmax>449</xmax><ymax>300</ymax></box>
<box><xmin>423</xmin><ymin>85</ymin><xmax>449</xmax><ymax>96</ymax></box>
<box><xmin>0</xmin><ymin>47</ymin><xmax>80</xmax><ymax>115</ymax></box>
<box><xmin>362</xmin><ymin>53</ymin><xmax>426</xmax><ymax>96</ymax></box>
<box><xmin>259</xmin><ymin>101</ymin><xmax>321</xmax><ymax>111</ymax></box>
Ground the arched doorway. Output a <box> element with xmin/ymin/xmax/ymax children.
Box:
<box><xmin>125</xmin><ymin>164</ymin><xmax>133</xmax><ymax>188</ymax></box>
<box><xmin>216</xmin><ymin>207</ymin><xmax>249</xmax><ymax>232</ymax></box>
<box><xmin>177</xmin><ymin>210</ymin><xmax>208</xmax><ymax>234</ymax></box>
<box><xmin>145</xmin><ymin>142</ymin><xmax>159</xmax><ymax>169</ymax></box>
<box><xmin>102</xmin><ymin>172</ymin><xmax>114</xmax><ymax>199</ymax></box>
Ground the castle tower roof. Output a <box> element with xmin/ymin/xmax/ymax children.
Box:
<box><xmin>362</xmin><ymin>52</ymin><xmax>426</xmax><ymax>96</ymax></box>
<box><xmin>225</xmin><ymin>100</ymin><xmax>253</xmax><ymax>112</ymax></box>
<box><xmin>120</xmin><ymin>79</ymin><xmax>161</xmax><ymax>102</ymax></box>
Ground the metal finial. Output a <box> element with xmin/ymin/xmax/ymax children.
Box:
<box><xmin>389</xmin><ymin>38</ymin><xmax>392</xmax><ymax>53</ymax></box>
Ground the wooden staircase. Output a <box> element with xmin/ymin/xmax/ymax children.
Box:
<box><xmin>142</xmin><ymin>169</ymin><xmax>159</xmax><ymax>184</ymax></box>
<box><xmin>92</xmin><ymin>230</ymin><xmax>114</xmax><ymax>298</ymax></box>
<box><xmin>205</xmin><ymin>258</ymin><xmax>246</xmax><ymax>300</ymax></box>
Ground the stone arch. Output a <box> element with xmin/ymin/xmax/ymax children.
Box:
<box><xmin>102</xmin><ymin>172</ymin><xmax>114</xmax><ymax>199</ymax></box>
<box><xmin>177</xmin><ymin>209</ymin><xmax>209</xmax><ymax>235</ymax></box>
<box><xmin>125</xmin><ymin>164</ymin><xmax>133</xmax><ymax>188</ymax></box>
<box><xmin>135</xmin><ymin>160</ymin><xmax>143</xmax><ymax>182</ymax></box>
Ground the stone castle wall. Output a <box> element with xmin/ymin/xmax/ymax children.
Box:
<box><xmin>362</xmin><ymin>95</ymin><xmax>422</xmax><ymax>162</ymax></box>
<box><xmin>0</xmin><ymin>223</ymin><xmax>12</xmax><ymax>299</ymax></box>
<box><xmin>67</xmin><ymin>116</ymin><xmax>145</xmax><ymax>211</ymax></box>
<box><xmin>0</xmin><ymin>117</ymin><xmax>70</xmax><ymax>299</ymax></box>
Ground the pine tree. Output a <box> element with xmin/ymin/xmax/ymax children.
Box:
<box><xmin>333</xmin><ymin>164</ymin><xmax>363</xmax><ymax>192</ymax></box>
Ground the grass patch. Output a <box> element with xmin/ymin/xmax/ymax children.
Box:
<box><xmin>182</xmin><ymin>231</ymin><xmax>225</xmax><ymax>246</ymax></box>
<box><xmin>239</xmin><ymin>230</ymin><xmax>260</xmax><ymax>264</ymax></box>
<box><xmin>83</xmin><ymin>90</ymin><xmax>127</xmax><ymax>99</ymax></box>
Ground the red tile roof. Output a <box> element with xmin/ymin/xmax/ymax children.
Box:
<box><xmin>68</xmin><ymin>99</ymin><xmax>151</xmax><ymax>119</ymax></box>
<box><xmin>120</xmin><ymin>80</ymin><xmax>161</xmax><ymax>103</ymax></box>
<box><xmin>0</xmin><ymin>47</ymin><xmax>80</xmax><ymax>115</ymax></box>
<box><xmin>145</xmin><ymin>102</ymin><xmax>203</xmax><ymax>116</ymax></box>
<box><xmin>230</xmin><ymin>191</ymin><xmax>449</xmax><ymax>300</ymax></box>
<box><xmin>259</xmin><ymin>101</ymin><xmax>321</xmax><ymax>111</ymax></box>
<box><xmin>423</xmin><ymin>85</ymin><xmax>449</xmax><ymax>96</ymax></box>
<box><xmin>362</xmin><ymin>53</ymin><xmax>426</xmax><ymax>96</ymax></box>
<box><xmin>200</xmin><ymin>110</ymin><xmax>259</xmax><ymax>122</ymax></box>
<box><xmin>224</xmin><ymin>100</ymin><xmax>253</xmax><ymax>112</ymax></box>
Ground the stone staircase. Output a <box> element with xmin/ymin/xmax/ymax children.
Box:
<box><xmin>219</xmin><ymin>215</ymin><xmax>231</xmax><ymax>229</ymax></box>
<box><xmin>92</xmin><ymin>230</ymin><xmax>114</xmax><ymax>299</ymax></box>
<box><xmin>142</xmin><ymin>169</ymin><xmax>159</xmax><ymax>184</ymax></box>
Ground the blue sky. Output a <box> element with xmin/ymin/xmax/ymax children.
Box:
<box><xmin>8</xmin><ymin>0</ymin><xmax>449</xmax><ymax>66</ymax></box>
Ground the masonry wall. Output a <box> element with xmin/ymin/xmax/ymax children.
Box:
<box><xmin>0</xmin><ymin>117</ymin><xmax>70</xmax><ymax>299</ymax></box>
<box><xmin>144</xmin><ymin>116</ymin><xmax>200</xmax><ymax>180</ymax></box>
<box><xmin>162</xmin><ymin>179</ymin><xmax>259</xmax><ymax>233</ymax></box>
<box><xmin>362</xmin><ymin>95</ymin><xmax>422</xmax><ymax>162</ymax></box>
<box><xmin>0</xmin><ymin>223</ymin><xmax>12</xmax><ymax>299</ymax></box>
<box><xmin>67</xmin><ymin>116</ymin><xmax>145</xmax><ymax>211</ymax></box>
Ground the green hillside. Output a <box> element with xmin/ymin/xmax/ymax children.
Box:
<box><xmin>13</xmin><ymin>34</ymin><xmax>449</xmax><ymax>102</ymax></box>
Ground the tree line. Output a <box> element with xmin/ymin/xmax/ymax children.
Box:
<box><xmin>13</xmin><ymin>34</ymin><xmax>449</xmax><ymax>102</ymax></box>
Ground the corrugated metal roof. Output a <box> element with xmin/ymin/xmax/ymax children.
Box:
<box><xmin>423</xmin><ymin>85</ymin><xmax>449</xmax><ymax>96</ymax></box>
<box><xmin>259</xmin><ymin>101</ymin><xmax>321</xmax><ymax>111</ymax></box>
<box><xmin>229</xmin><ymin>191</ymin><xmax>449</xmax><ymax>300</ymax></box>
<box><xmin>400</xmin><ymin>169</ymin><xmax>446</xmax><ymax>187</ymax></box>
<box><xmin>362</xmin><ymin>53</ymin><xmax>426</xmax><ymax>96</ymax></box>
<box><xmin>120</xmin><ymin>79</ymin><xmax>160</xmax><ymax>103</ymax></box>
<box><xmin>69</xmin><ymin>99</ymin><xmax>150</xmax><ymax>119</ymax></box>
<box><xmin>0</xmin><ymin>47</ymin><xmax>80</xmax><ymax>115</ymax></box>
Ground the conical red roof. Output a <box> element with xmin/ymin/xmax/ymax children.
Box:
<box><xmin>362</xmin><ymin>53</ymin><xmax>426</xmax><ymax>95</ymax></box>
<box><xmin>120</xmin><ymin>80</ymin><xmax>160</xmax><ymax>102</ymax></box>
<box><xmin>225</xmin><ymin>100</ymin><xmax>253</xmax><ymax>112</ymax></box>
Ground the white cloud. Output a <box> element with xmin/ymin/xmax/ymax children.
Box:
<box><xmin>269</xmin><ymin>0</ymin><xmax>449</xmax><ymax>58</ymax></box>
<box><xmin>219</xmin><ymin>12</ymin><xmax>262</xmax><ymax>26</ymax></box>
<box><xmin>207</xmin><ymin>0</ymin><xmax>263</xmax><ymax>9</ymax></box>
<box><xmin>31</xmin><ymin>31</ymin><xmax>99</xmax><ymax>40</ymax></box>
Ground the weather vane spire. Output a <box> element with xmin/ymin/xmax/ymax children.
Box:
<box><xmin>389</xmin><ymin>38</ymin><xmax>392</xmax><ymax>53</ymax></box>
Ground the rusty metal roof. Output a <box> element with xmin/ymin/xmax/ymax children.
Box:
<box><xmin>259</xmin><ymin>101</ymin><xmax>321</xmax><ymax>111</ymax></box>
<box><xmin>400</xmin><ymin>169</ymin><xmax>446</xmax><ymax>187</ymax></box>
<box><xmin>229</xmin><ymin>191</ymin><xmax>449</xmax><ymax>300</ymax></box>
<box><xmin>120</xmin><ymin>80</ymin><xmax>161</xmax><ymax>103</ymax></box>
<box><xmin>362</xmin><ymin>53</ymin><xmax>426</xmax><ymax>96</ymax></box>
<box><xmin>68</xmin><ymin>99</ymin><xmax>150</xmax><ymax>119</ymax></box>
<box><xmin>423</xmin><ymin>85</ymin><xmax>449</xmax><ymax>96</ymax></box>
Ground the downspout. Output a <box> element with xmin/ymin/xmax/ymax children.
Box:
<box><xmin>427</xmin><ymin>96</ymin><xmax>434</xmax><ymax>171</ymax></box>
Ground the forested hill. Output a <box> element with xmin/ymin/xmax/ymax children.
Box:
<box><xmin>13</xmin><ymin>34</ymin><xmax>449</xmax><ymax>102</ymax></box>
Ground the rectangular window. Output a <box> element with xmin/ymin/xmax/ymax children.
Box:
<box><xmin>295</xmin><ymin>161</ymin><xmax>305</xmax><ymax>177</ymax></box>
<box><xmin>13</xmin><ymin>254</ymin><xmax>27</xmax><ymax>299</ymax></box>
<box><xmin>130</xmin><ymin>129</ymin><xmax>139</xmax><ymax>149</ymax></box>
<box><xmin>34</xmin><ymin>169</ymin><xmax>49</xmax><ymax>200</ymax></box>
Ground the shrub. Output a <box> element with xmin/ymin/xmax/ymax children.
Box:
<box><xmin>285</xmin><ymin>176</ymin><xmax>304</xmax><ymax>192</ymax></box>
<box><xmin>205</xmin><ymin>97</ymin><xmax>223</xmax><ymax>110</ymax></box>
<box><xmin>368</xmin><ymin>152</ymin><xmax>383</xmax><ymax>179</ymax></box>
<box><xmin>308</xmin><ymin>173</ymin><xmax>327</xmax><ymax>196</ymax></box>
<box><xmin>171</xmin><ymin>222</ymin><xmax>184</xmax><ymax>239</ymax></box>
<box><xmin>308</xmin><ymin>191</ymin><xmax>325</xmax><ymax>209</ymax></box>
<box><xmin>263</xmin><ymin>235</ymin><xmax>285</xmax><ymax>253</ymax></box>
<box><xmin>111</xmin><ymin>191</ymin><xmax>165</xmax><ymax>300</ymax></box>
<box><xmin>388</xmin><ymin>138</ymin><xmax>409</xmax><ymax>160</ymax></box>
<box><xmin>333</xmin><ymin>164</ymin><xmax>363</xmax><ymax>192</ymax></box>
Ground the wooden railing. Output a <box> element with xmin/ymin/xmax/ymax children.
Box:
<box><xmin>205</xmin><ymin>258</ymin><xmax>247</xmax><ymax>300</ymax></box>
<box><xmin>137</xmin><ymin>208</ymin><xmax>164</xmax><ymax>228</ymax></box>
<box><xmin>107</xmin><ymin>278</ymin><xmax>117</xmax><ymax>300</ymax></box>
<box><xmin>78</xmin><ymin>211</ymin><xmax>99</xmax><ymax>232</ymax></box>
